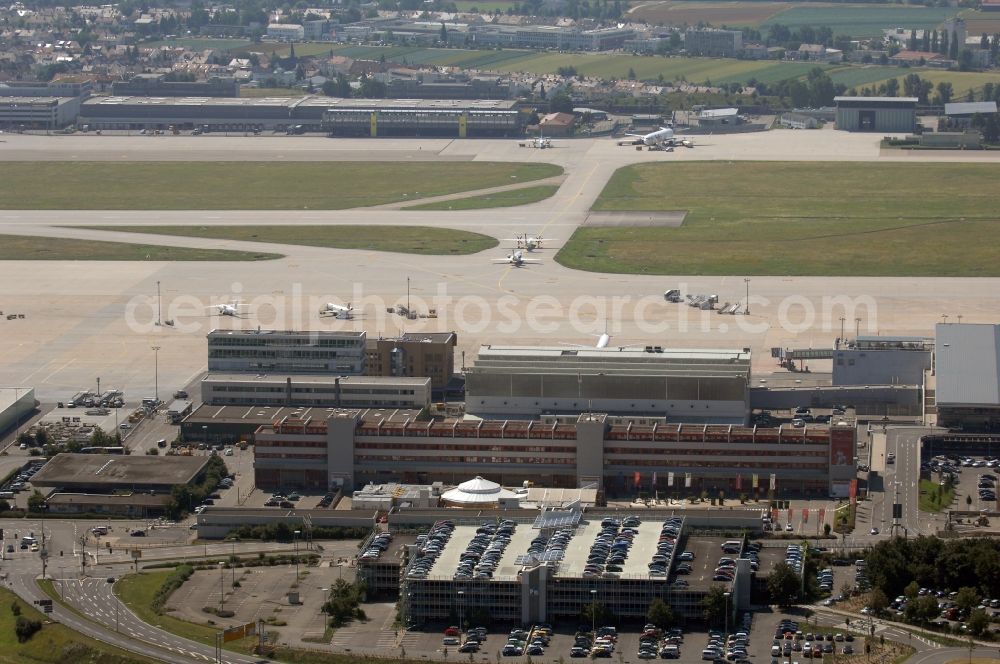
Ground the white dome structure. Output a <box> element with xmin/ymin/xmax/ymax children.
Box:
<box><xmin>441</xmin><ymin>476</ymin><xmax>518</xmax><ymax>507</ymax></box>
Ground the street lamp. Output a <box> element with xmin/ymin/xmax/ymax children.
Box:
<box><xmin>743</xmin><ymin>278</ymin><xmax>750</xmax><ymax>315</ymax></box>
<box><xmin>218</xmin><ymin>561</ymin><xmax>226</xmax><ymax>611</ymax></box>
<box><xmin>724</xmin><ymin>591</ymin><xmax>731</xmax><ymax>649</ymax></box>
<box><xmin>457</xmin><ymin>590</ymin><xmax>464</xmax><ymax>638</ymax></box>
<box><xmin>151</xmin><ymin>346</ymin><xmax>161</xmax><ymax>405</ymax></box>
<box><xmin>590</xmin><ymin>588</ymin><xmax>597</xmax><ymax>636</ymax></box>
<box><xmin>293</xmin><ymin>530</ymin><xmax>301</xmax><ymax>580</ymax></box>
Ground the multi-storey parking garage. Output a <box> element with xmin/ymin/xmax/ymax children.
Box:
<box><xmin>400</xmin><ymin>513</ymin><xmax>755</xmax><ymax>626</ymax></box>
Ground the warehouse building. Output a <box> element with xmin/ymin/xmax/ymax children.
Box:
<box><xmin>78</xmin><ymin>96</ymin><xmax>526</xmax><ymax>136</ymax></box>
<box><xmin>834</xmin><ymin>96</ymin><xmax>917</xmax><ymax>132</ymax></box>
<box><xmin>112</xmin><ymin>74</ymin><xmax>238</xmax><ymax>98</ymax></box>
<box><xmin>0</xmin><ymin>96</ymin><xmax>81</xmax><ymax>129</ymax></box>
<box><xmin>466</xmin><ymin>24</ymin><xmax>634</xmax><ymax>50</ymax></box>
<box><xmin>465</xmin><ymin>345</ymin><xmax>751</xmax><ymax>423</ymax></box>
<box><xmin>201</xmin><ymin>373</ymin><xmax>431</xmax><ymax>410</ymax></box>
<box><xmin>935</xmin><ymin>323</ymin><xmax>1000</xmax><ymax>430</ymax></box>
<box><xmin>944</xmin><ymin>101</ymin><xmax>998</xmax><ymax>128</ymax></box>
<box><xmin>207</xmin><ymin>329</ymin><xmax>366</xmax><ymax>374</ymax></box>
<box><xmin>252</xmin><ymin>408</ymin><xmax>856</xmax><ymax>496</ymax></box>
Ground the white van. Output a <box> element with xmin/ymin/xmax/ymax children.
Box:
<box><xmin>771</xmin><ymin>646</ymin><xmax>782</xmax><ymax>657</ymax></box>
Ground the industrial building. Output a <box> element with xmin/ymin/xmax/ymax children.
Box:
<box><xmin>111</xmin><ymin>74</ymin><xmax>238</xmax><ymax>98</ymax></box>
<box><xmin>251</xmin><ymin>408</ymin><xmax>856</xmax><ymax>497</ymax></box>
<box><xmin>465</xmin><ymin>25</ymin><xmax>634</xmax><ymax>51</ymax></box>
<box><xmin>464</xmin><ymin>345</ymin><xmax>751</xmax><ymax>423</ymax></box>
<box><xmin>266</xmin><ymin>23</ymin><xmax>305</xmax><ymax>41</ymax></box>
<box><xmin>77</xmin><ymin>95</ymin><xmax>526</xmax><ymax>136</ymax></box>
<box><xmin>0</xmin><ymin>387</ymin><xmax>37</xmax><ymax>437</ymax></box>
<box><xmin>31</xmin><ymin>453</ymin><xmax>211</xmax><ymax>492</ymax></box>
<box><xmin>834</xmin><ymin>96</ymin><xmax>917</xmax><ymax>132</ymax></box>
<box><xmin>201</xmin><ymin>373</ymin><xmax>431</xmax><ymax>411</ymax></box>
<box><xmin>364</xmin><ymin>332</ymin><xmax>457</xmax><ymax>396</ymax></box>
<box><xmin>0</xmin><ymin>97</ymin><xmax>82</xmax><ymax>129</ymax></box>
<box><xmin>684</xmin><ymin>28</ymin><xmax>744</xmax><ymax>57</ymax></box>
<box><xmin>832</xmin><ymin>336</ymin><xmax>933</xmax><ymax>387</ymax></box>
<box><xmin>0</xmin><ymin>80</ymin><xmax>92</xmax><ymax>98</ymax></box>
<box><xmin>400</xmin><ymin>514</ymin><xmax>756</xmax><ymax>627</ymax></box>
<box><xmin>944</xmin><ymin>101</ymin><xmax>998</xmax><ymax>128</ymax></box>
<box><xmin>206</xmin><ymin>329</ymin><xmax>366</xmax><ymax>374</ymax></box>
<box><xmin>935</xmin><ymin>323</ymin><xmax>1000</xmax><ymax>430</ymax></box>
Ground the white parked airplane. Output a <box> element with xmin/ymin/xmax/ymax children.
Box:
<box><xmin>528</xmin><ymin>132</ymin><xmax>552</xmax><ymax>149</ymax></box>
<box><xmin>206</xmin><ymin>301</ymin><xmax>247</xmax><ymax>317</ymax></box>
<box><xmin>492</xmin><ymin>250</ymin><xmax>541</xmax><ymax>267</ymax></box>
<box><xmin>504</xmin><ymin>234</ymin><xmax>556</xmax><ymax>251</ymax></box>
<box><xmin>623</xmin><ymin>126</ymin><xmax>693</xmax><ymax>148</ymax></box>
<box><xmin>320</xmin><ymin>302</ymin><xmax>353</xmax><ymax>319</ymax></box>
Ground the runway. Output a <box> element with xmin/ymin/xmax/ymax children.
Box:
<box><xmin>1</xmin><ymin>130</ymin><xmax>999</xmax><ymax>402</ymax></box>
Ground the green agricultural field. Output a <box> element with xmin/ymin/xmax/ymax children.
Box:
<box><xmin>403</xmin><ymin>184</ymin><xmax>559</xmax><ymax>210</ymax></box>
<box><xmin>0</xmin><ymin>234</ymin><xmax>279</xmax><ymax>261</ymax></box>
<box><xmin>760</xmin><ymin>5</ymin><xmax>958</xmax><ymax>38</ymax></box>
<box><xmin>557</xmin><ymin>161</ymin><xmax>1000</xmax><ymax>277</ymax></box>
<box><xmin>0</xmin><ymin>162</ymin><xmax>561</xmax><ymax>210</ymax></box>
<box><xmin>82</xmin><ymin>225</ymin><xmax>498</xmax><ymax>255</ymax></box>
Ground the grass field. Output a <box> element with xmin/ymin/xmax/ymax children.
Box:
<box><xmin>0</xmin><ymin>586</ymin><xmax>156</xmax><ymax>664</ymax></box>
<box><xmin>83</xmin><ymin>225</ymin><xmax>499</xmax><ymax>254</ymax></box>
<box><xmin>0</xmin><ymin>234</ymin><xmax>280</xmax><ymax>261</ymax></box>
<box><xmin>557</xmin><ymin>161</ymin><xmax>1000</xmax><ymax>277</ymax></box>
<box><xmin>0</xmin><ymin>162</ymin><xmax>561</xmax><ymax>210</ymax></box>
<box><xmin>402</xmin><ymin>184</ymin><xmax>560</xmax><ymax>210</ymax></box>
<box><xmin>919</xmin><ymin>479</ymin><xmax>955</xmax><ymax>512</ymax></box>
<box><xmin>116</xmin><ymin>571</ymin><xmax>219</xmax><ymax>646</ymax></box>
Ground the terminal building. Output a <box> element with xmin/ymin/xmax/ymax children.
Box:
<box><xmin>364</xmin><ymin>333</ymin><xmax>457</xmax><ymax>397</ymax></box>
<box><xmin>464</xmin><ymin>345</ymin><xmax>751</xmax><ymax>423</ymax></box>
<box><xmin>250</xmin><ymin>408</ymin><xmax>857</xmax><ymax>496</ymax></box>
<box><xmin>684</xmin><ymin>28</ymin><xmax>744</xmax><ymax>57</ymax></box>
<box><xmin>834</xmin><ymin>96</ymin><xmax>917</xmax><ymax>132</ymax></box>
<box><xmin>0</xmin><ymin>96</ymin><xmax>82</xmax><ymax>129</ymax></box>
<box><xmin>0</xmin><ymin>387</ymin><xmax>37</xmax><ymax>436</ymax></box>
<box><xmin>832</xmin><ymin>336</ymin><xmax>933</xmax><ymax>387</ymax></box>
<box><xmin>206</xmin><ymin>329</ymin><xmax>366</xmax><ymax>375</ymax></box>
<box><xmin>935</xmin><ymin>323</ymin><xmax>1000</xmax><ymax>430</ymax></box>
<box><xmin>201</xmin><ymin>373</ymin><xmax>431</xmax><ymax>411</ymax></box>
<box><xmin>78</xmin><ymin>96</ymin><xmax>525</xmax><ymax>136</ymax></box>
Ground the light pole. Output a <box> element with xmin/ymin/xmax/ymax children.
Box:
<box><xmin>590</xmin><ymin>588</ymin><xmax>597</xmax><ymax>636</ymax></box>
<box><xmin>151</xmin><ymin>346</ymin><xmax>161</xmax><ymax>405</ymax></box>
<box><xmin>743</xmin><ymin>278</ymin><xmax>750</xmax><ymax>315</ymax></box>
<box><xmin>839</xmin><ymin>317</ymin><xmax>846</xmax><ymax>344</ymax></box>
<box><xmin>293</xmin><ymin>530</ymin><xmax>301</xmax><ymax>580</ymax></box>
<box><xmin>156</xmin><ymin>280</ymin><xmax>162</xmax><ymax>327</ymax></box>
<box><xmin>855</xmin><ymin>318</ymin><xmax>862</xmax><ymax>339</ymax></box>
<box><xmin>457</xmin><ymin>590</ymin><xmax>464</xmax><ymax>639</ymax></box>
<box><xmin>218</xmin><ymin>561</ymin><xmax>225</xmax><ymax>611</ymax></box>
<box><xmin>231</xmin><ymin>538</ymin><xmax>237</xmax><ymax>585</ymax></box>
<box><xmin>724</xmin><ymin>591</ymin><xmax>731</xmax><ymax>649</ymax></box>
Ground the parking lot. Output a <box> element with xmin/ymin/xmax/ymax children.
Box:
<box><xmin>924</xmin><ymin>454</ymin><xmax>1000</xmax><ymax>513</ymax></box>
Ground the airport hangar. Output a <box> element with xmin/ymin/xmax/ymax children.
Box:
<box><xmin>0</xmin><ymin>387</ymin><xmax>37</xmax><ymax>437</ymax></box>
<box><xmin>834</xmin><ymin>96</ymin><xmax>917</xmax><ymax>132</ymax></box>
<box><xmin>935</xmin><ymin>322</ymin><xmax>1000</xmax><ymax>429</ymax></box>
<box><xmin>77</xmin><ymin>96</ymin><xmax>525</xmax><ymax>136</ymax></box>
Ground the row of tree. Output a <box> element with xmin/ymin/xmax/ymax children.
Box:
<box><xmin>165</xmin><ymin>455</ymin><xmax>229</xmax><ymax>520</ymax></box>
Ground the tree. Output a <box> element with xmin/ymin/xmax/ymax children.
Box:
<box><xmin>27</xmin><ymin>490</ymin><xmax>46</xmax><ymax>513</ymax></box>
<box><xmin>549</xmin><ymin>91</ymin><xmax>573</xmax><ymax>114</ymax></box>
<box><xmin>440</xmin><ymin>22</ymin><xmax>447</xmax><ymax>42</ymax></box>
<box><xmin>884</xmin><ymin>77</ymin><xmax>899</xmax><ymax>98</ymax></box>
<box><xmin>967</xmin><ymin>608</ymin><xmax>989</xmax><ymax>636</ymax></box>
<box><xmin>702</xmin><ymin>586</ymin><xmax>728</xmax><ymax>627</ymax></box>
<box><xmin>16</xmin><ymin>432</ymin><xmax>33</xmax><ymax>448</ymax></box>
<box><xmin>581</xmin><ymin>601</ymin><xmax>616</xmax><ymax>628</ymax></box>
<box><xmin>868</xmin><ymin>588</ymin><xmax>889</xmax><ymax>616</ymax></box>
<box><xmin>646</xmin><ymin>598</ymin><xmax>675</xmax><ymax>629</ymax></box>
<box><xmin>954</xmin><ymin>586</ymin><xmax>979</xmax><ymax>617</ymax></box>
<box><xmin>983</xmin><ymin>115</ymin><xmax>1000</xmax><ymax>144</ymax></box>
<box><xmin>14</xmin><ymin>616</ymin><xmax>41</xmax><ymax>643</ymax></box>
<box><xmin>904</xmin><ymin>580</ymin><xmax>920</xmax><ymax>599</ymax></box>
<box><xmin>34</xmin><ymin>428</ymin><xmax>48</xmax><ymax>447</ymax></box>
<box><xmin>935</xmin><ymin>81</ymin><xmax>954</xmax><ymax>105</ymax></box>
<box><xmin>768</xmin><ymin>562</ymin><xmax>801</xmax><ymax>607</ymax></box>
<box><xmin>627</xmin><ymin>67</ymin><xmax>636</xmax><ymax>80</ymax></box>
